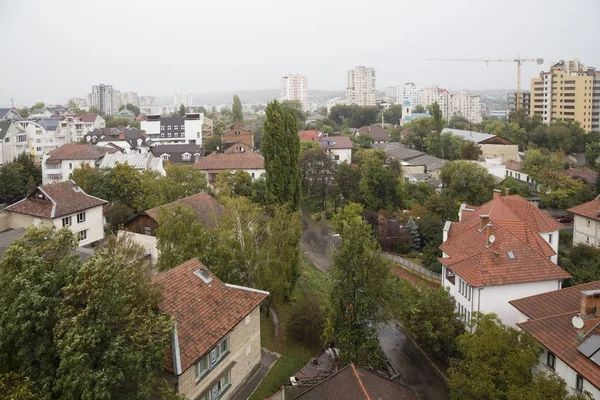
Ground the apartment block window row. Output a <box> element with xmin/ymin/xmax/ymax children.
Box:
<box><xmin>194</xmin><ymin>336</ymin><xmax>230</xmax><ymax>383</ymax></box>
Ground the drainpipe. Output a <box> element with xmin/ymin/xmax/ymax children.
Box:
<box><xmin>474</xmin><ymin>287</ymin><xmax>484</xmax><ymax>332</ymax></box>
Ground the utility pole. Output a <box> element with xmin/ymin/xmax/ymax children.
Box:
<box><xmin>381</xmin><ymin>112</ymin><xmax>385</xmax><ymax>128</ymax></box>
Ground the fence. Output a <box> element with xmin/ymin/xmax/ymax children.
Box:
<box><xmin>382</xmin><ymin>252</ymin><xmax>442</xmax><ymax>282</ymax></box>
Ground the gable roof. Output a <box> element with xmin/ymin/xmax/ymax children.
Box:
<box><xmin>0</xmin><ymin>120</ymin><xmax>12</xmax><ymax>140</ymax></box>
<box><xmin>298</xmin><ymin>130</ymin><xmax>321</xmax><ymax>141</ymax></box>
<box><xmin>440</xmin><ymin>219</ymin><xmax>570</xmax><ymax>287</ymax></box>
<box><xmin>0</xmin><ymin>108</ymin><xmax>21</xmax><ymax>120</ymax></box>
<box><xmin>193</xmin><ymin>152</ymin><xmax>264</xmax><ymax>171</ymax></box>
<box><xmin>294</xmin><ymin>364</ymin><xmax>417</xmax><ymax>400</ymax></box>
<box><xmin>442</xmin><ymin>128</ymin><xmax>514</xmax><ymax>145</ymax></box>
<box><xmin>563</xmin><ymin>167</ymin><xmax>598</xmax><ymax>186</ymax></box>
<box><xmin>357</xmin><ymin>125</ymin><xmax>389</xmax><ymax>141</ymax></box>
<box><xmin>150</xmin><ymin>144</ymin><xmax>204</xmax><ymax>163</ymax></box>
<box><xmin>5</xmin><ymin>181</ymin><xmax>107</xmax><ymax>219</ymax></box>
<box><xmin>144</xmin><ymin>192</ymin><xmax>224</xmax><ymax>228</ymax></box>
<box><xmin>153</xmin><ymin>259</ymin><xmax>268</xmax><ymax>374</ymax></box>
<box><xmin>568</xmin><ymin>197</ymin><xmax>600</xmax><ymax>222</ymax></box>
<box><xmin>78</xmin><ymin>114</ymin><xmax>99</xmax><ymax>123</ymax></box>
<box><xmin>513</xmin><ymin>281</ymin><xmax>600</xmax><ymax>391</ymax></box>
<box><xmin>46</xmin><ymin>143</ymin><xmax>113</xmax><ymax>161</ymax></box>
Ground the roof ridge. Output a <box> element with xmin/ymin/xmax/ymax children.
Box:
<box><xmin>518</xmin><ymin>310</ymin><xmax>576</xmax><ymax>324</ymax></box>
<box><xmin>352</xmin><ymin>364</ymin><xmax>371</xmax><ymax>400</ymax></box>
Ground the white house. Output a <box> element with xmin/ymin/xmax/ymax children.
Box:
<box><xmin>504</xmin><ymin>160</ymin><xmax>537</xmax><ymax>190</ymax></box>
<box><xmin>42</xmin><ymin>143</ymin><xmax>114</xmax><ymax>184</ymax></box>
<box><xmin>568</xmin><ymin>197</ymin><xmax>600</xmax><ymax>247</ymax></box>
<box><xmin>4</xmin><ymin>180</ymin><xmax>107</xmax><ymax>246</ymax></box>
<box><xmin>317</xmin><ymin>136</ymin><xmax>353</xmax><ymax>164</ymax></box>
<box><xmin>0</xmin><ymin>121</ymin><xmax>19</xmax><ymax>165</ymax></box>
<box><xmin>0</xmin><ymin>108</ymin><xmax>22</xmax><ymax>121</ymax></box>
<box><xmin>442</xmin><ymin>128</ymin><xmax>519</xmax><ymax>162</ymax></box>
<box><xmin>57</xmin><ymin>114</ymin><xmax>106</xmax><ymax>144</ymax></box>
<box><xmin>511</xmin><ymin>282</ymin><xmax>600</xmax><ymax>398</ymax></box>
<box><xmin>193</xmin><ymin>152</ymin><xmax>265</xmax><ymax>182</ymax></box>
<box><xmin>99</xmin><ymin>153</ymin><xmax>166</xmax><ymax>176</ymax></box>
<box><xmin>441</xmin><ymin>190</ymin><xmax>569</xmax><ymax>328</ymax></box>
<box><xmin>12</xmin><ymin>119</ymin><xmax>60</xmax><ymax>162</ymax></box>
<box><xmin>141</xmin><ymin>113</ymin><xmax>204</xmax><ymax>145</ymax></box>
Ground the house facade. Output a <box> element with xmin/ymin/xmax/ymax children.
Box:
<box><xmin>568</xmin><ymin>197</ymin><xmax>600</xmax><ymax>247</ymax></box>
<box><xmin>141</xmin><ymin>113</ymin><xmax>204</xmax><ymax>145</ymax></box>
<box><xmin>193</xmin><ymin>153</ymin><xmax>265</xmax><ymax>182</ymax></box>
<box><xmin>0</xmin><ymin>121</ymin><xmax>19</xmax><ymax>165</ymax></box>
<box><xmin>4</xmin><ymin>181</ymin><xmax>107</xmax><ymax>246</ymax></box>
<box><xmin>150</xmin><ymin>144</ymin><xmax>204</xmax><ymax>164</ymax></box>
<box><xmin>511</xmin><ymin>282</ymin><xmax>600</xmax><ymax>398</ymax></box>
<box><xmin>317</xmin><ymin>136</ymin><xmax>353</xmax><ymax>164</ymax></box>
<box><xmin>42</xmin><ymin>143</ymin><xmax>114</xmax><ymax>184</ymax></box>
<box><xmin>0</xmin><ymin>108</ymin><xmax>22</xmax><ymax>121</ymax></box>
<box><xmin>504</xmin><ymin>160</ymin><xmax>537</xmax><ymax>190</ymax></box>
<box><xmin>441</xmin><ymin>190</ymin><xmax>569</xmax><ymax>328</ymax></box>
<box><xmin>154</xmin><ymin>258</ymin><xmax>268</xmax><ymax>400</ymax></box>
<box><xmin>222</xmin><ymin>124</ymin><xmax>254</xmax><ymax>153</ymax></box>
<box><xmin>356</xmin><ymin>125</ymin><xmax>389</xmax><ymax>144</ymax></box>
<box><xmin>84</xmin><ymin>128</ymin><xmax>151</xmax><ymax>154</ymax></box>
<box><xmin>442</xmin><ymin>128</ymin><xmax>519</xmax><ymax>162</ymax></box>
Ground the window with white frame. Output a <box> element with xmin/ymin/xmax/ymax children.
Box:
<box><xmin>207</xmin><ymin>371</ymin><xmax>230</xmax><ymax>400</ymax></box>
<box><xmin>194</xmin><ymin>336</ymin><xmax>230</xmax><ymax>384</ymax></box>
<box><xmin>182</xmin><ymin>153</ymin><xmax>191</xmax><ymax>161</ymax></box>
<box><xmin>194</xmin><ymin>355</ymin><xmax>210</xmax><ymax>382</ymax></box>
<box><xmin>161</xmin><ymin>154</ymin><xmax>170</xmax><ymax>160</ymax></box>
<box><xmin>78</xmin><ymin>230</ymin><xmax>87</xmax><ymax>241</ymax></box>
<box><xmin>17</xmin><ymin>135</ymin><xmax>26</xmax><ymax>143</ymax></box>
<box><xmin>62</xmin><ymin>216</ymin><xmax>72</xmax><ymax>227</ymax></box>
<box><xmin>77</xmin><ymin>212</ymin><xmax>86</xmax><ymax>223</ymax></box>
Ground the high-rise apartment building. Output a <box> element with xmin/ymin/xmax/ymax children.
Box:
<box><xmin>91</xmin><ymin>84</ymin><xmax>114</xmax><ymax>116</ymax></box>
<box><xmin>420</xmin><ymin>86</ymin><xmax>450</xmax><ymax>119</ymax></box>
<box><xmin>174</xmin><ymin>93</ymin><xmax>193</xmax><ymax>107</ymax></box>
<box><xmin>139</xmin><ymin>96</ymin><xmax>156</xmax><ymax>107</ymax></box>
<box><xmin>384</xmin><ymin>86</ymin><xmax>397</xmax><ymax>101</ymax></box>
<box><xmin>280</xmin><ymin>73</ymin><xmax>308</xmax><ymax>111</ymax></box>
<box><xmin>120</xmin><ymin>91</ymin><xmax>139</xmax><ymax>107</ymax></box>
<box><xmin>396</xmin><ymin>82</ymin><xmax>421</xmax><ymax>107</ymax></box>
<box><xmin>449</xmin><ymin>91</ymin><xmax>482</xmax><ymax>124</ymax></box>
<box><xmin>346</xmin><ymin>66</ymin><xmax>376</xmax><ymax>107</ymax></box>
<box><xmin>530</xmin><ymin>59</ymin><xmax>600</xmax><ymax>132</ymax></box>
<box><xmin>507</xmin><ymin>91</ymin><xmax>531</xmax><ymax>112</ymax></box>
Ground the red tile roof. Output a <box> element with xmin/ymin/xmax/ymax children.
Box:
<box><xmin>298</xmin><ymin>130</ymin><xmax>321</xmax><ymax>141</ymax></box>
<box><xmin>144</xmin><ymin>192</ymin><xmax>224</xmax><ymax>228</ymax></box>
<box><xmin>295</xmin><ymin>364</ymin><xmax>418</xmax><ymax>400</ymax></box>
<box><xmin>563</xmin><ymin>167</ymin><xmax>598</xmax><ymax>186</ymax></box>
<box><xmin>193</xmin><ymin>152</ymin><xmax>264</xmax><ymax>171</ymax></box>
<box><xmin>568</xmin><ymin>197</ymin><xmax>600</xmax><ymax>222</ymax></box>
<box><xmin>153</xmin><ymin>259</ymin><xmax>269</xmax><ymax>374</ymax></box>
<box><xmin>78</xmin><ymin>114</ymin><xmax>99</xmax><ymax>123</ymax></box>
<box><xmin>513</xmin><ymin>282</ymin><xmax>600</xmax><ymax>391</ymax></box>
<box><xmin>440</xmin><ymin>219</ymin><xmax>570</xmax><ymax>287</ymax></box>
<box><xmin>510</xmin><ymin>281</ymin><xmax>600</xmax><ymax>320</ymax></box>
<box><xmin>5</xmin><ymin>181</ymin><xmax>107</xmax><ymax>218</ymax></box>
<box><xmin>46</xmin><ymin>143</ymin><xmax>112</xmax><ymax>161</ymax></box>
<box><xmin>504</xmin><ymin>160</ymin><xmax>523</xmax><ymax>171</ymax></box>
<box><xmin>357</xmin><ymin>125</ymin><xmax>389</xmax><ymax>141</ymax></box>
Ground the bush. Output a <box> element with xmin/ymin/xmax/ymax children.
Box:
<box><xmin>287</xmin><ymin>296</ymin><xmax>325</xmax><ymax>347</ymax></box>
<box><xmin>407</xmin><ymin>249</ymin><xmax>420</xmax><ymax>258</ymax></box>
<box><xmin>311</xmin><ymin>212</ymin><xmax>321</xmax><ymax>222</ymax></box>
<box><xmin>104</xmin><ymin>204</ymin><xmax>136</xmax><ymax>233</ymax></box>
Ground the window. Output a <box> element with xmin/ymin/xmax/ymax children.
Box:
<box><xmin>548</xmin><ymin>234</ymin><xmax>553</xmax><ymax>244</ymax></box>
<box><xmin>36</xmin><ymin>129</ymin><xmax>42</xmax><ymax>135</ymax></box>
<box><xmin>182</xmin><ymin>153</ymin><xmax>191</xmax><ymax>161</ymax></box>
<box><xmin>195</xmin><ymin>356</ymin><xmax>210</xmax><ymax>382</ymax></box>
<box><xmin>77</xmin><ymin>212</ymin><xmax>86</xmax><ymax>223</ymax></box>
<box><xmin>576</xmin><ymin>374</ymin><xmax>584</xmax><ymax>392</ymax></box>
<box><xmin>547</xmin><ymin>351</ymin><xmax>556</xmax><ymax>370</ymax></box>
<box><xmin>334</xmin><ymin>154</ymin><xmax>340</xmax><ymax>160</ymax></box>
<box><xmin>209</xmin><ymin>371</ymin><xmax>231</xmax><ymax>400</ymax></box>
<box><xmin>36</xmin><ymin>139</ymin><xmax>41</xmax><ymax>143</ymax></box>
<box><xmin>143</xmin><ymin>226</ymin><xmax>152</xmax><ymax>235</ymax></box>
<box><xmin>62</xmin><ymin>216</ymin><xmax>72</xmax><ymax>227</ymax></box>
<box><xmin>587</xmin><ymin>219</ymin><xmax>591</xmax><ymax>227</ymax></box>
<box><xmin>445</xmin><ymin>268</ymin><xmax>455</xmax><ymax>285</ymax></box>
<box><xmin>161</xmin><ymin>154</ymin><xmax>170</xmax><ymax>160</ymax></box>
<box><xmin>78</xmin><ymin>230</ymin><xmax>87</xmax><ymax>241</ymax></box>
<box><xmin>69</xmin><ymin>163</ymin><xmax>73</xmax><ymax>170</ymax></box>
<box><xmin>4</xmin><ymin>137</ymin><xmax>8</xmax><ymax>143</ymax></box>
<box><xmin>36</xmin><ymin>147</ymin><xmax>42</xmax><ymax>152</ymax></box>
<box><xmin>210</xmin><ymin>336</ymin><xmax>229</xmax><ymax>367</ymax></box>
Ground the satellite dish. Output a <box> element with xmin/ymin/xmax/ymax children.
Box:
<box><xmin>572</xmin><ymin>315</ymin><xmax>584</xmax><ymax>329</ymax></box>
<box><xmin>489</xmin><ymin>235</ymin><xmax>496</xmax><ymax>244</ymax></box>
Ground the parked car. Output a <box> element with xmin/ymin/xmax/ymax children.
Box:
<box><xmin>557</xmin><ymin>215</ymin><xmax>574</xmax><ymax>223</ymax></box>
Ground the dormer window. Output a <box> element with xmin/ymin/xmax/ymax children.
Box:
<box><xmin>182</xmin><ymin>152</ymin><xmax>191</xmax><ymax>161</ymax></box>
<box><xmin>161</xmin><ymin>154</ymin><xmax>170</xmax><ymax>160</ymax></box>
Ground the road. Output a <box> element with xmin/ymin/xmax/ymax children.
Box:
<box><xmin>300</xmin><ymin>213</ymin><xmax>449</xmax><ymax>399</ymax></box>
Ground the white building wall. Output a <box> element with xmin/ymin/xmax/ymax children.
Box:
<box><xmin>572</xmin><ymin>215</ymin><xmax>600</xmax><ymax>247</ymax></box>
<box><xmin>539</xmin><ymin>230</ymin><xmax>560</xmax><ymax>264</ymax></box>
<box><xmin>184</xmin><ymin>116</ymin><xmax>204</xmax><ymax>145</ymax></box>
<box><xmin>51</xmin><ymin>205</ymin><xmax>105</xmax><ymax>246</ymax></box>
<box><xmin>505</xmin><ymin>167</ymin><xmax>537</xmax><ymax>189</ymax></box>
<box><xmin>535</xmin><ymin>348</ymin><xmax>600</xmax><ymax>398</ymax></box>
<box><xmin>118</xmin><ymin>230</ymin><xmax>158</xmax><ymax>265</ymax></box>
<box><xmin>450</xmin><ymin>91</ymin><xmax>482</xmax><ymax>124</ymax></box>
<box><xmin>397</xmin><ymin>83</ymin><xmax>421</xmax><ymax>107</ymax></box>
<box><xmin>42</xmin><ymin>157</ymin><xmax>97</xmax><ymax>184</ymax></box>
<box><xmin>327</xmin><ymin>148</ymin><xmax>352</xmax><ymax>164</ymax></box>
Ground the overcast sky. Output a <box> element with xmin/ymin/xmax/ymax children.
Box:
<box><xmin>0</xmin><ymin>0</ymin><xmax>598</xmax><ymax>107</ymax></box>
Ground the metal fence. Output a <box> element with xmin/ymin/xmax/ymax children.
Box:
<box><xmin>382</xmin><ymin>252</ymin><xmax>442</xmax><ymax>282</ymax></box>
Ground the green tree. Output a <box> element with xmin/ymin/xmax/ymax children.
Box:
<box><xmin>403</xmin><ymin>117</ymin><xmax>432</xmax><ymax>151</ymax></box>
<box><xmin>18</xmin><ymin>107</ymin><xmax>31</xmax><ymax>118</ymax></box>
<box><xmin>440</xmin><ymin>160</ymin><xmax>496</xmax><ymax>205</ymax></box>
<box><xmin>538</xmin><ymin>169</ymin><xmax>593</xmax><ymax>209</ymax></box>
<box><xmin>459</xmin><ymin>140</ymin><xmax>483</xmax><ymax>160</ymax></box>
<box><xmin>54</xmin><ymin>235</ymin><xmax>176</xmax><ymax>399</ymax></box>
<box><xmin>0</xmin><ymin>227</ymin><xmax>80</xmax><ymax>394</ymax></box>
<box><xmin>70</xmin><ymin>163</ymin><xmax>107</xmax><ymax>198</ymax></box>
<box><xmin>106</xmin><ymin>117</ymin><xmax>132</xmax><ymax>128</ymax></box>
<box><xmin>232</xmin><ymin>94</ymin><xmax>243</xmax><ymax>123</ymax></box>
<box><xmin>203</xmin><ymin>135</ymin><xmax>222</xmax><ymax>153</ymax></box>
<box><xmin>282</xmin><ymin>99</ymin><xmax>307</xmax><ymax>128</ymax></box>
<box><xmin>585</xmin><ymin>142</ymin><xmax>600</xmax><ymax>168</ymax></box>
<box><xmin>300</xmin><ymin>147</ymin><xmax>336</xmax><ymax>211</ymax></box>
<box><xmin>429</xmin><ymin>102</ymin><xmax>445</xmax><ymax>133</ymax></box>
<box><xmin>412</xmin><ymin>105</ymin><xmax>426</xmax><ymax>113</ymax></box>
<box><xmin>214</xmin><ymin>170</ymin><xmax>254</xmax><ymax>198</ymax></box>
<box><xmin>559</xmin><ymin>244</ymin><xmax>600</xmax><ymax>286</ymax></box>
<box><xmin>357</xmin><ymin>149</ymin><xmax>400</xmax><ymax>211</ymax></box>
<box><xmin>125</xmin><ymin>103</ymin><xmax>141</xmax><ymax>116</ymax></box>
<box><xmin>335</xmin><ymin>162</ymin><xmax>361</xmax><ymax>204</ymax></box>
<box><xmin>0</xmin><ymin>162</ymin><xmax>26</xmax><ymax>204</ymax></box>
<box><xmin>530</xmin><ymin>121</ymin><xmax>587</xmax><ymax>154</ymax></box>
<box><xmin>142</xmin><ymin>164</ymin><xmax>208</xmax><ymax>209</ymax></box>
<box><xmin>104</xmin><ymin>204</ymin><xmax>136</xmax><ymax>232</ymax></box>
<box><xmin>262</xmin><ymin>99</ymin><xmax>301</xmax><ymax>210</ymax></box>
<box><xmin>497</xmin><ymin>177</ymin><xmax>532</xmax><ymax>197</ymax></box>
<box><xmin>351</xmin><ymin>133</ymin><xmax>373</xmax><ymax>149</ymax></box>
<box><xmin>0</xmin><ymin>372</ymin><xmax>37</xmax><ymax>399</ymax></box>
<box><xmin>522</xmin><ymin>149</ymin><xmax>563</xmax><ymax>181</ymax></box>
<box><xmin>405</xmin><ymin>182</ymin><xmax>435</xmax><ymax>207</ymax></box>
<box><xmin>406</xmin><ymin>217</ymin><xmax>421</xmax><ymax>249</ymax></box>
<box><xmin>325</xmin><ymin>215</ymin><xmax>390</xmax><ymax>366</ymax></box>
<box><xmin>382</xmin><ymin>104</ymin><xmax>403</xmax><ymax>125</ymax></box>
<box><xmin>32</xmin><ymin>102</ymin><xmax>45</xmax><ymax>110</ymax></box>
<box><xmin>110</xmin><ymin>162</ymin><xmax>144</xmax><ymax>211</ymax></box>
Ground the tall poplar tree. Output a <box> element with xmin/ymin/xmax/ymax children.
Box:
<box><xmin>262</xmin><ymin>99</ymin><xmax>301</xmax><ymax>210</ymax></box>
<box><xmin>232</xmin><ymin>94</ymin><xmax>243</xmax><ymax>123</ymax></box>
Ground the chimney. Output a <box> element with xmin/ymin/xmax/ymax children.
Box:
<box><xmin>479</xmin><ymin>215</ymin><xmax>490</xmax><ymax>230</ymax></box>
<box><xmin>504</xmin><ymin>187</ymin><xmax>510</xmax><ymax>197</ymax></box>
<box><xmin>493</xmin><ymin>189</ymin><xmax>501</xmax><ymax>199</ymax></box>
<box><xmin>580</xmin><ymin>290</ymin><xmax>600</xmax><ymax>316</ymax></box>
<box><xmin>119</xmin><ymin>131</ymin><xmax>125</xmax><ymax>141</ymax></box>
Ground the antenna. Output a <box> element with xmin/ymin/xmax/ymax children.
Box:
<box><xmin>572</xmin><ymin>315</ymin><xmax>585</xmax><ymax>329</ymax></box>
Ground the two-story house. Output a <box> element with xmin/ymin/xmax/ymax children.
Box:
<box><xmin>194</xmin><ymin>152</ymin><xmax>265</xmax><ymax>182</ymax></box>
<box><xmin>356</xmin><ymin>125</ymin><xmax>389</xmax><ymax>144</ymax></box>
<box><xmin>316</xmin><ymin>136</ymin><xmax>353</xmax><ymax>164</ymax></box>
<box><xmin>440</xmin><ymin>189</ymin><xmax>570</xmax><ymax>328</ymax></box>
<box><xmin>42</xmin><ymin>143</ymin><xmax>115</xmax><ymax>184</ymax></box>
<box><xmin>85</xmin><ymin>128</ymin><xmax>151</xmax><ymax>154</ymax></box>
<box><xmin>568</xmin><ymin>197</ymin><xmax>600</xmax><ymax>247</ymax></box>
<box><xmin>222</xmin><ymin>123</ymin><xmax>254</xmax><ymax>153</ymax></box>
<box><xmin>154</xmin><ymin>258</ymin><xmax>269</xmax><ymax>400</ymax></box>
<box><xmin>504</xmin><ymin>160</ymin><xmax>537</xmax><ymax>191</ymax></box>
<box><xmin>510</xmin><ymin>281</ymin><xmax>600</xmax><ymax>398</ymax></box>
<box><xmin>4</xmin><ymin>180</ymin><xmax>107</xmax><ymax>246</ymax></box>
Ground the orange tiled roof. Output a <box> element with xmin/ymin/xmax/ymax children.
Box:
<box><xmin>504</xmin><ymin>160</ymin><xmax>523</xmax><ymax>171</ymax></box>
<box><xmin>517</xmin><ymin>307</ymin><xmax>600</xmax><ymax>390</ymax></box>
<box><xmin>568</xmin><ymin>197</ymin><xmax>600</xmax><ymax>222</ymax></box>
<box><xmin>440</xmin><ymin>219</ymin><xmax>570</xmax><ymax>287</ymax></box>
<box><xmin>153</xmin><ymin>259</ymin><xmax>268</xmax><ymax>374</ymax></box>
<box><xmin>298</xmin><ymin>130</ymin><xmax>321</xmax><ymax>141</ymax></box>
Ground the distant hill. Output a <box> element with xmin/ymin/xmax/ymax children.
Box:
<box><xmin>155</xmin><ymin>89</ymin><xmax>345</xmax><ymax>106</ymax></box>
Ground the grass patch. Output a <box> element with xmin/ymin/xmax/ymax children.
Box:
<box><xmin>250</xmin><ymin>254</ymin><xmax>331</xmax><ymax>400</ymax></box>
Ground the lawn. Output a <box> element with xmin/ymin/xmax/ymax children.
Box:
<box><xmin>249</xmin><ymin>255</ymin><xmax>332</xmax><ymax>400</ymax></box>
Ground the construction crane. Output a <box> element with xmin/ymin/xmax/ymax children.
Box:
<box><xmin>426</xmin><ymin>56</ymin><xmax>544</xmax><ymax>110</ymax></box>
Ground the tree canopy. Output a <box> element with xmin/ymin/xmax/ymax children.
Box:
<box><xmin>440</xmin><ymin>160</ymin><xmax>496</xmax><ymax>205</ymax></box>
<box><xmin>232</xmin><ymin>94</ymin><xmax>243</xmax><ymax>123</ymax></box>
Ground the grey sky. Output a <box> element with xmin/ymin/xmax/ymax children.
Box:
<box><xmin>0</xmin><ymin>0</ymin><xmax>598</xmax><ymax>107</ymax></box>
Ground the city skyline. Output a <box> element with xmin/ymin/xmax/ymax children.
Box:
<box><xmin>1</xmin><ymin>0</ymin><xmax>599</xmax><ymax>107</ymax></box>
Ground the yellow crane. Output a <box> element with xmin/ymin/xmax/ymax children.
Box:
<box><xmin>426</xmin><ymin>56</ymin><xmax>544</xmax><ymax>110</ymax></box>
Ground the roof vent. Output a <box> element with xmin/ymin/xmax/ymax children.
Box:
<box><xmin>507</xmin><ymin>251</ymin><xmax>516</xmax><ymax>260</ymax></box>
<box><xmin>193</xmin><ymin>269</ymin><xmax>212</xmax><ymax>283</ymax></box>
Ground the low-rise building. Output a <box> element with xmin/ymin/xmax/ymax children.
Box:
<box><xmin>84</xmin><ymin>128</ymin><xmax>151</xmax><ymax>154</ymax></box>
<box><xmin>511</xmin><ymin>282</ymin><xmax>600</xmax><ymax>398</ymax></box>
<box><xmin>222</xmin><ymin>123</ymin><xmax>254</xmax><ymax>153</ymax></box>
<box><xmin>399</xmin><ymin>100</ymin><xmax>431</xmax><ymax>126</ymax></box>
<box><xmin>194</xmin><ymin>153</ymin><xmax>265</xmax><ymax>182</ymax></box>
<box><xmin>140</xmin><ymin>113</ymin><xmax>204</xmax><ymax>145</ymax></box>
<box><xmin>316</xmin><ymin>136</ymin><xmax>353</xmax><ymax>164</ymax></box>
<box><xmin>112</xmin><ymin>108</ymin><xmax>135</xmax><ymax>121</ymax></box>
<box><xmin>42</xmin><ymin>143</ymin><xmax>114</xmax><ymax>184</ymax></box>
<box><xmin>568</xmin><ymin>197</ymin><xmax>600</xmax><ymax>247</ymax></box>
<box><xmin>0</xmin><ymin>108</ymin><xmax>22</xmax><ymax>121</ymax></box>
<box><xmin>442</xmin><ymin>128</ymin><xmax>519</xmax><ymax>162</ymax></box>
<box><xmin>4</xmin><ymin>181</ymin><xmax>106</xmax><ymax>246</ymax></box>
<box><xmin>154</xmin><ymin>258</ymin><xmax>269</xmax><ymax>400</ymax></box>
<box><xmin>563</xmin><ymin>167</ymin><xmax>598</xmax><ymax>190</ymax></box>
<box><xmin>0</xmin><ymin>121</ymin><xmax>19</xmax><ymax>165</ymax></box>
<box><xmin>57</xmin><ymin>114</ymin><xmax>106</xmax><ymax>144</ymax></box>
<box><xmin>504</xmin><ymin>160</ymin><xmax>537</xmax><ymax>190</ymax></box>
<box><xmin>150</xmin><ymin>144</ymin><xmax>204</xmax><ymax>164</ymax></box>
<box><xmin>380</xmin><ymin>143</ymin><xmax>447</xmax><ymax>177</ymax></box>
<box><xmin>356</xmin><ymin>125</ymin><xmax>389</xmax><ymax>144</ymax></box>
<box><xmin>441</xmin><ymin>190</ymin><xmax>569</xmax><ymax>328</ymax></box>
<box><xmin>98</xmin><ymin>153</ymin><xmax>165</xmax><ymax>175</ymax></box>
